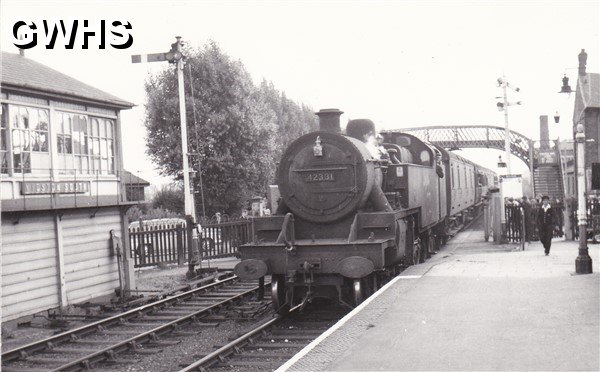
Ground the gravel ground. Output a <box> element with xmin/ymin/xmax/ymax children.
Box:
<box><xmin>1</xmin><ymin>258</ymin><xmax>240</xmax><ymax>353</ymax></box>
<box><xmin>113</xmin><ymin>314</ymin><xmax>274</xmax><ymax>371</ymax></box>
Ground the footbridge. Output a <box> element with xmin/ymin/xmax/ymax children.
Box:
<box><xmin>395</xmin><ymin>125</ymin><xmax>534</xmax><ymax>172</ymax></box>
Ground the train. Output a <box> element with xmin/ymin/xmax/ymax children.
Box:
<box><xmin>234</xmin><ymin>109</ymin><xmax>497</xmax><ymax>313</ymax></box>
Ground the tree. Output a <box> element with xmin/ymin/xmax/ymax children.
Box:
<box><xmin>151</xmin><ymin>184</ymin><xmax>185</xmax><ymax>214</ymax></box>
<box><xmin>145</xmin><ymin>41</ymin><xmax>278</xmax><ymax>216</ymax></box>
<box><xmin>258</xmin><ymin>80</ymin><xmax>318</xmax><ymax>162</ymax></box>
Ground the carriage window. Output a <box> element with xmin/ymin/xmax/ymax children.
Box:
<box><xmin>451</xmin><ymin>165</ymin><xmax>454</xmax><ymax>188</ymax></box>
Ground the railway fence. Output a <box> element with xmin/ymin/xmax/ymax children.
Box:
<box><xmin>571</xmin><ymin>198</ymin><xmax>600</xmax><ymax>241</ymax></box>
<box><xmin>505</xmin><ymin>198</ymin><xmax>600</xmax><ymax>243</ymax></box>
<box><xmin>129</xmin><ymin>217</ymin><xmax>251</xmax><ymax>267</ymax></box>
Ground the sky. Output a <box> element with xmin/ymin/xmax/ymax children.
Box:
<box><xmin>1</xmin><ymin>0</ymin><xmax>598</xmax><ymax>186</ymax></box>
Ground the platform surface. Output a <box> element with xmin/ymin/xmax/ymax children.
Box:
<box><xmin>279</xmin><ymin>223</ymin><xmax>600</xmax><ymax>371</ymax></box>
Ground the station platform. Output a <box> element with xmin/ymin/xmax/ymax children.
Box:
<box><xmin>278</xmin><ymin>223</ymin><xmax>600</xmax><ymax>371</ymax></box>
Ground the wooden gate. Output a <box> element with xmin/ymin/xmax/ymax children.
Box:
<box><xmin>505</xmin><ymin>202</ymin><xmax>564</xmax><ymax>243</ymax></box>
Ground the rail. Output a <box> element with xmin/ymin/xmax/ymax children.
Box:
<box><xmin>2</xmin><ymin>275</ymin><xmax>238</xmax><ymax>363</ymax></box>
<box><xmin>180</xmin><ymin>304</ymin><xmax>304</xmax><ymax>372</ymax></box>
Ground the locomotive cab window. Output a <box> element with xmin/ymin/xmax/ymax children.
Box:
<box><xmin>419</xmin><ymin>149</ymin><xmax>432</xmax><ymax>166</ymax></box>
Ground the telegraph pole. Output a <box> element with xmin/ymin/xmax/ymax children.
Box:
<box><xmin>132</xmin><ymin>37</ymin><xmax>199</xmax><ymax>276</ymax></box>
<box><xmin>496</xmin><ymin>76</ymin><xmax>522</xmax><ymax>243</ymax></box>
<box><xmin>502</xmin><ymin>81</ymin><xmax>511</xmax><ymax>174</ymax></box>
<box><xmin>497</xmin><ymin>76</ymin><xmax>522</xmax><ymax>175</ymax></box>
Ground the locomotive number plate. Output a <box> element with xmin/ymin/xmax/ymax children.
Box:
<box><xmin>305</xmin><ymin>172</ymin><xmax>335</xmax><ymax>182</ymax></box>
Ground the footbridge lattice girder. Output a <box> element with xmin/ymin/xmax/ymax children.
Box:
<box><xmin>392</xmin><ymin>125</ymin><xmax>534</xmax><ymax>168</ymax></box>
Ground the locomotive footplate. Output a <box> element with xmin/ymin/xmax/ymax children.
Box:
<box><xmin>235</xmin><ymin>238</ymin><xmax>395</xmax><ymax>282</ymax></box>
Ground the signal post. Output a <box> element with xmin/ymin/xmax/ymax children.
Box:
<box><xmin>132</xmin><ymin>37</ymin><xmax>200</xmax><ymax>277</ymax></box>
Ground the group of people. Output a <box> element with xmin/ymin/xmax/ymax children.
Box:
<box><xmin>506</xmin><ymin>195</ymin><xmax>562</xmax><ymax>255</ymax></box>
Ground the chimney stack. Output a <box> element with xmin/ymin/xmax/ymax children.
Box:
<box><xmin>540</xmin><ymin>115</ymin><xmax>550</xmax><ymax>150</ymax></box>
<box><xmin>316</xmin><ymin>108</ymin><xmax>343</xmax><ymax>133</ymax></box>
<box><xmin>578</xmin><ymin>48</ymin><xmax>587</xmax><ymax>76</ymax></box>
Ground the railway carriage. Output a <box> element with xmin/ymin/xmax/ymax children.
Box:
<box><xmin>235</xmin><ymin>109</ymin><xmax>496</xmax><ymax>313</ymax></box>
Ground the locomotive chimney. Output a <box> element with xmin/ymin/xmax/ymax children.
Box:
<box><xmin>316</xmin><ymin>108</ymin><xmax>344</xmax><ymax>133</ymax></box>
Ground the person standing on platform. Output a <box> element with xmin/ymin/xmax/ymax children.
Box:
<box><xmin>537</xmin><ymin>195</ymin><xmax>559</xmax><ymax>255</ymax></box>
<box><xmin>521</xmin><ymin>196</ymin><xmax>532</xmax><ymax>243</ymax></box>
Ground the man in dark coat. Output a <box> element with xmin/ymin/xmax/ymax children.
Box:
<box><xmin>537</xmin><ymin>195</ymin><xmax>559</xmax><ymax>255</ymax></box>
<box><xmin>521</xmin><ymin>196</ymin><xmax>532</xmax><ymax>243</ymax></box>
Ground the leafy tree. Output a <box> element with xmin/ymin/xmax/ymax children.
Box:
<box><xmin>258</xmin><ymin>80</ymin><xmax>318</xmax><ymax>161</ymax></box>
<box><xmin>144</xmin><ymin>41</ymin><xmax>318</xmax><ymax>217</ymax></box>
<box><xmin>151</xmin><ymin>184</ymin><xmax>185</xmax><ymax>214</ymax></box>
<box><xmin>145</xmin><ymin>42</ymin><xmax>277</xmax><ymax>216</ymax></box>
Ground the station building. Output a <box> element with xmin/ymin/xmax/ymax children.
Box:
<box><xmin>1</xmin><ymin>51</ymin><xmax>136</xmax><ymax>322</ymax></box>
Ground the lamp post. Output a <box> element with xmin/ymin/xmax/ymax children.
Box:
<box><xmin>574</xmin><ymin>123</ymin><xmax>593</xmax><ymax>273</ymax></box>
<box><xmin>557</xmin><ymin>48</ymin><xmax>593</xmax><ymax>274</ymax></box>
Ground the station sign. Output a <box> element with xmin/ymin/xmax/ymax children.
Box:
<box><xmin>20</xmin><ymin>181</ymin><xmax>90</xmax><ymax>195</ymax></box>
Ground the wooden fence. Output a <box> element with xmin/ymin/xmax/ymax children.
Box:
<box><xmin>129</xmin><ymin>218</ymin><xmax>252</xmax><ymax>268</ymax></box>
<box><xmin>200</xmin><ymin>219</ymin><xmax>251</xmax><ymax>259</ymax></box>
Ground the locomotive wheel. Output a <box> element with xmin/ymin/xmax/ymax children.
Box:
<box><xmin>353</xmin><ymin>279</ymin><xmax>364</xmax><ymax>306</ymax></box>
<box><xmin>271</xmin><ymin>275</ymin><xmax>289</xmax><ymax>314</ymax></box>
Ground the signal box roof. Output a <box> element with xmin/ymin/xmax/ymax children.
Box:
<box><xmin>1</xmin><ymin>51</ymin><xmax>134</xmax><ymax>109</ymax></box>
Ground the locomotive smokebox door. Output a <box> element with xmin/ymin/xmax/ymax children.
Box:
<box><xmin>278</xmin><ymin>131</ymin><xmax>377</xmax><ymax>223</ymax></box>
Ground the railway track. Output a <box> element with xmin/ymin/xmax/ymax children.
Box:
<box><xmin>178</xmin><ymin>214</ymin><xmax>481</xmax><ymax>372</ymax></box>
<box><xmin>180</xmin><ymin>302</ymin><xmax>348</xmax><ymax>371</ymax></box>
<box><xmin>1</xmin><ymin>276</ymin><xmax>270</xmax><ymax>372</ymax></box>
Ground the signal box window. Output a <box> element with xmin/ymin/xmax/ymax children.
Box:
<box><xmin>1</xmin><ymin>104</ymin><xmax>7</xmax><ymax>173</ymax></box>
<box><xmin>55</xmin><ymin>111</ymin><xmax>115</xmax><ymax>175</ymax></box>
<box><xmin>11</xmin><ymin>105</ymin><xmax>49</xmax><ymax>174</ymax></box>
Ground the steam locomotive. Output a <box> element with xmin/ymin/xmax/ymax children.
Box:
<box><xmin>234</xmin><ymin>109</ymin><xmax>496</xmax><ymax>313</ymax></box>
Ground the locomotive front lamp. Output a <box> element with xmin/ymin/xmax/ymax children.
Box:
<box><xmin>554</xmin><ymin>111</ymin><xmax>560</xmax><ymax>124</ymax></box>
<box><xmin>313</xmin><ymin>136</ymin><xmax>323</xmax><ymax>157</ymax></box>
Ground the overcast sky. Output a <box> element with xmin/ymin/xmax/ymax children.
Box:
<box><xmin>1</xmin><ymin>0</ymin><xmax>598</xmax><ymax>185</ymax></box>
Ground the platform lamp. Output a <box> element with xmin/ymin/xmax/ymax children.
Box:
<box><xmin>557</xmin><ymin>49</ymin><xmax>593</xmax><ymax>274</ymax></box>
<box><xmin>573</xmin><ymin>123</ymin><xmax>593</xmax><ymax>273</ymax></box>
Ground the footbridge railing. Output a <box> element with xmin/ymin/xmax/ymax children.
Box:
<box><xmin>395</xmin><ymin>125</ymin><xmax>534</xmax><ymax>170</ymax></box>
